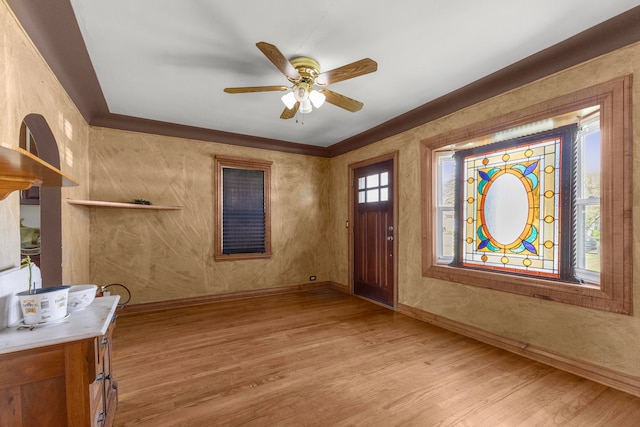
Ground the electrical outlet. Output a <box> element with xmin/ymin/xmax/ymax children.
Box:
<box><xmin>309</xmin><ymin>275</ymin><xmax>317</xmax><ymax>281</ymax></box>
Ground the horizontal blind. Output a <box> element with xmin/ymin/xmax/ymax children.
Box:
<box><xmin>222</xmin><ymin>168</ymin><xmax>266</xmax><ymax>254</ymax></box>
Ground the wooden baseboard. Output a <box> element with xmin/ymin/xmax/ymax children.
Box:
<box><xmin>397</xmin><ymin>303</ymin><xmax>640</xmax><ymax>398</ymax></box>
<box><xmin>328</xmin><ymin>281</ymin><xmax>349</xmax><ymax>294</ymax></box>
<box><xmin>117</xmin><ymin>282</ymin><xmax>331</xmax><ymax>316</ymax></box>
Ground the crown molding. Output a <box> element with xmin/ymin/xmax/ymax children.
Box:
<box><xmin>8</xmin><ymin>1</ymin><xmax>640</xmax><ymax>158</ymax></box>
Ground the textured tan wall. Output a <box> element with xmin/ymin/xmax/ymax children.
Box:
<box><xmin>88</xmin><ymin>128</ymin><xmax>331</xmax><ymax>304</ymax></box>
<box><xmin>3</xmin><ymin>0</ymin><xmax>640</xmax><ymax>380</ymax></box>
<box><xmin>0</xmin><ymin>0</ymin><xmax>90</xmax><ymax>281</ymax></box>
<box><xmin>328</xmin><ymin>42</ymin><xmax>640</xmax><ymax>377</ymax></box>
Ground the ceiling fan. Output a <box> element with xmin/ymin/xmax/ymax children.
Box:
<box><xmin>224</xmin><ymin>42</ymin><xmax>377</xmax><ymax>119</ymax></box>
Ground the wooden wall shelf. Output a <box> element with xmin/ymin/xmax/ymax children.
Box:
<box><xmin>67</xmin><ymin>199</ymin><xmax>183</xmax><ymax>210</ymax></box>
<box><xmin>0</xmin><ymin>144</ymin><xmax>78</xmax><ymax>200</ymax></box>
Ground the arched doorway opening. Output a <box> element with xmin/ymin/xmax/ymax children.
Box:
<box><xmin>20</xmin><ymin>114</ymin><xmax>62</xmax><ymax>287</ymax></box>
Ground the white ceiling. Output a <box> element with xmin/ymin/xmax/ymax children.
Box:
<box><xmin>68</xmin><ymin>0</ymin><xmax>640</xmax><ymax>147</ymax></box>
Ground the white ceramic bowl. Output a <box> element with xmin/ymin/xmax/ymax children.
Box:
<box><xmin>67</xmin><ymin>284</ymin><xmax>98</xmax><ymax>311</ymax></box>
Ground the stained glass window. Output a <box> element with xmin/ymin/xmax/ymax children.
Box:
<box><xmin>461</xmin><ymin>137</ymin><xmax>561</xmax><ymax>277</ymax></box>
<box><xmin>449</xmin><ymin>124</ymin><xmax>578</xmax><ymax>280</ymax></box>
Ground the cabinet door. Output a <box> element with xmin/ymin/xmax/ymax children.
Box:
<box><xmin>89</xmin><ymin>336</ymin><xmax>106</xmax><ymax>426</ymax></box>
<box><xmin>102</xmin><ymin>316</ymin><xmax>118</xmax><ymax>427</ymax></box>
<box><xmin>91</xmin><ymin>317</ymin><xmax>116</xmax><ymax>427</ymax></box>
<box><xmin>90</xmin><ymin>383</ymin><xmax>105</xmax><ymax>427</ymax></box>
<box><xmin>0</xmin><ymin>347</ymin><xmax>67</xmax><ymax>426</ymax></box>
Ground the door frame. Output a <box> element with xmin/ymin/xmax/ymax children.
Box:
<box><xmin>22</xmin><ymin>114</ymin><xmax>63</xmax><ymax>287</ymax></box>
<box><xmin>348</xmin><ymin>151</ymin><xmax>399</xmax><ymax>309</ymax></box>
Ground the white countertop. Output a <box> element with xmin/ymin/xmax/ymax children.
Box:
<box><xmin>0</xmin><ymin>296</ymin><xmax>120</xmax><ymax>354</ymax></box>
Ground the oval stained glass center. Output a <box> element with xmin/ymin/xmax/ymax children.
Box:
<box><xmin>483</xmin><ymin>173</ymin><xmax>529</xmax><ymax>245</ymax></box>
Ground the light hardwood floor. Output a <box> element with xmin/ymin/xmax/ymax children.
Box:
<box><xmin>112</xmin><ymin>288</ymin><xmax>640</xmax><ymax>426</ymax></box>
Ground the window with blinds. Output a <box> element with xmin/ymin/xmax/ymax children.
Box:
<box><xmin>215</xmin><ymin>156</ymin><xmax>272</xmax><ymax>260</ymax></box>
<box><xmin>222</xmin><ymin>168</ymin><xmax>265</xmax><ymax>254</ymax></box>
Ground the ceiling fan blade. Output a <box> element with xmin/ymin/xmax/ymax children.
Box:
<box><xmin>315</xmin><ymin>58</ymin><xmax>377</xmax><ymax>86</ymax></box>
<box><xmin>280</xmin><ymin>102</ymin><xmax>299</xmax><ymax>119</ymax></box>
<box><xmin>256</xmin><ymin>42</ymin><xmax>300</xmax><ymax>81</ymax></box>
<box><xmin>224</xmin><ymin>85</ymin><xmax>289</xmax><ymax>94</ymax></box>
<box><xmin>318</xmin><ymin>89</ymin><xmax>364</xmax><ymax>112</ymax></box>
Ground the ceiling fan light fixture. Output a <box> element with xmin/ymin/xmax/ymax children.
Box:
<box><xmin>300</xmin><ymin>99</ymin><xmax>313</xmax><ymax>114</ymax></box>
<box><xmin>293</xmin><ymin>84</ymin><xmax>310</xmax><ymax>102</ymax></box>
<box><xmin>309</xmin><ymin>90</ymin><xmax>326</xmax><ymax>108</ymax></box>
<box><xmin>281</xmin><ymin>91</ymin><xmax>297</xmax><ymax>109</ymax></box>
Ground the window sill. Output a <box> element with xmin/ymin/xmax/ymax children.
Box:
<box><xmin>214</xmin><ymin>252</ymin><xmax>272</xmax><ymax>262</ymax></box>
<box><xmin>423</xmin><ymin>263</ymin><xmax>627</xmax><ymax>314</ymax></box>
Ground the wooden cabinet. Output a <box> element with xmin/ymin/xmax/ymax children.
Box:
<box><xmin>90</xmin><ymin>316</ymin><xmax>118</xmax><ymax>426</ymax></box>
<box><xmin>0</xmin><ymin>315</ymin><xmax>118</xmax><ymax>426</ymax></box>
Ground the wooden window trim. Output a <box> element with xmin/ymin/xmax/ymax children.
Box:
<box><xmin>420</xmin><ymin>76</ymin><xmax>632</xmax><ymax>314</ymax></box>
<box><xmin>214</xmin><ymin>155</ymin><xmax>272</xmax><ymax>261</ymax></box>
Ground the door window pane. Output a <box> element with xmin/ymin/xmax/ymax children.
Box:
<box><xmin>359</xmin><ymin>172</ymin><xmax>390</xmax><ymax>204</ymax></box>
<box><xmin>380</xmin><ymin>187</ymin><xmax>389</xmax><ymax>202</ymax></box>
<box><xmin>380</xmin><ymin>172</ymin><xmax>388</xmax><ymax>186</ymax></box>
<box><xmin>367</xmin><ymin>174</ymin><xmax>379</xmax><ymax>189</ymax></box>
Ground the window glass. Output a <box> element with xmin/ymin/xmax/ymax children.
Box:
<box><xmin>214</xmin><ymin>156</ymin><xmax>271</xmax><ymax>260</ymax></box>
<box><xmin>367</xmin><ymin>174</ymin><xmax>379</xmax><ymax>189</ymax></box>
<box><xmin>359</xmin><ymin>173</ymin><xmax>390</xmax><ymax>204</ymax></box>
<box><xmin>575</xmin><ymin>115</ymin><xmax>601</xmax><ymax>278</ymax></box>
<box><xmin>221</xmin><ymin>168</ymin><xmax>266</xmax><ymax>255</ymax></box>
<box><xmin>358</xmin><ymin>177</ymin><xmax>366</xmax><ymax>190</ymax></box>
<box><xmin>459</xmin><ymin>133</ymin><xmax>563</xmax><ymax>277</ymax></box>
<box><xmin>380</xmin><ymin>187</ymin><xmax>389</xmax><ymax>202</ymax></box>
<box><xmin>436</xmin><ymin>153</ymin><xmax>455</xmax><ymax>261</ymax></box>
<box><xmin>380</xmin><ymin>172</ymin><xmax>389</xmax><ymax>186</ymax></box>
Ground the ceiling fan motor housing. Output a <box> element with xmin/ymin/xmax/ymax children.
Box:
<box><xmin>289</xmin><ymin>57</ymin><xmax>321</xmax><ymax>83</ymax></box>
<box><xmin>289</xmin><ymin>57</ymin><xmax>321</xmax><ymax>102</ymax></box>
